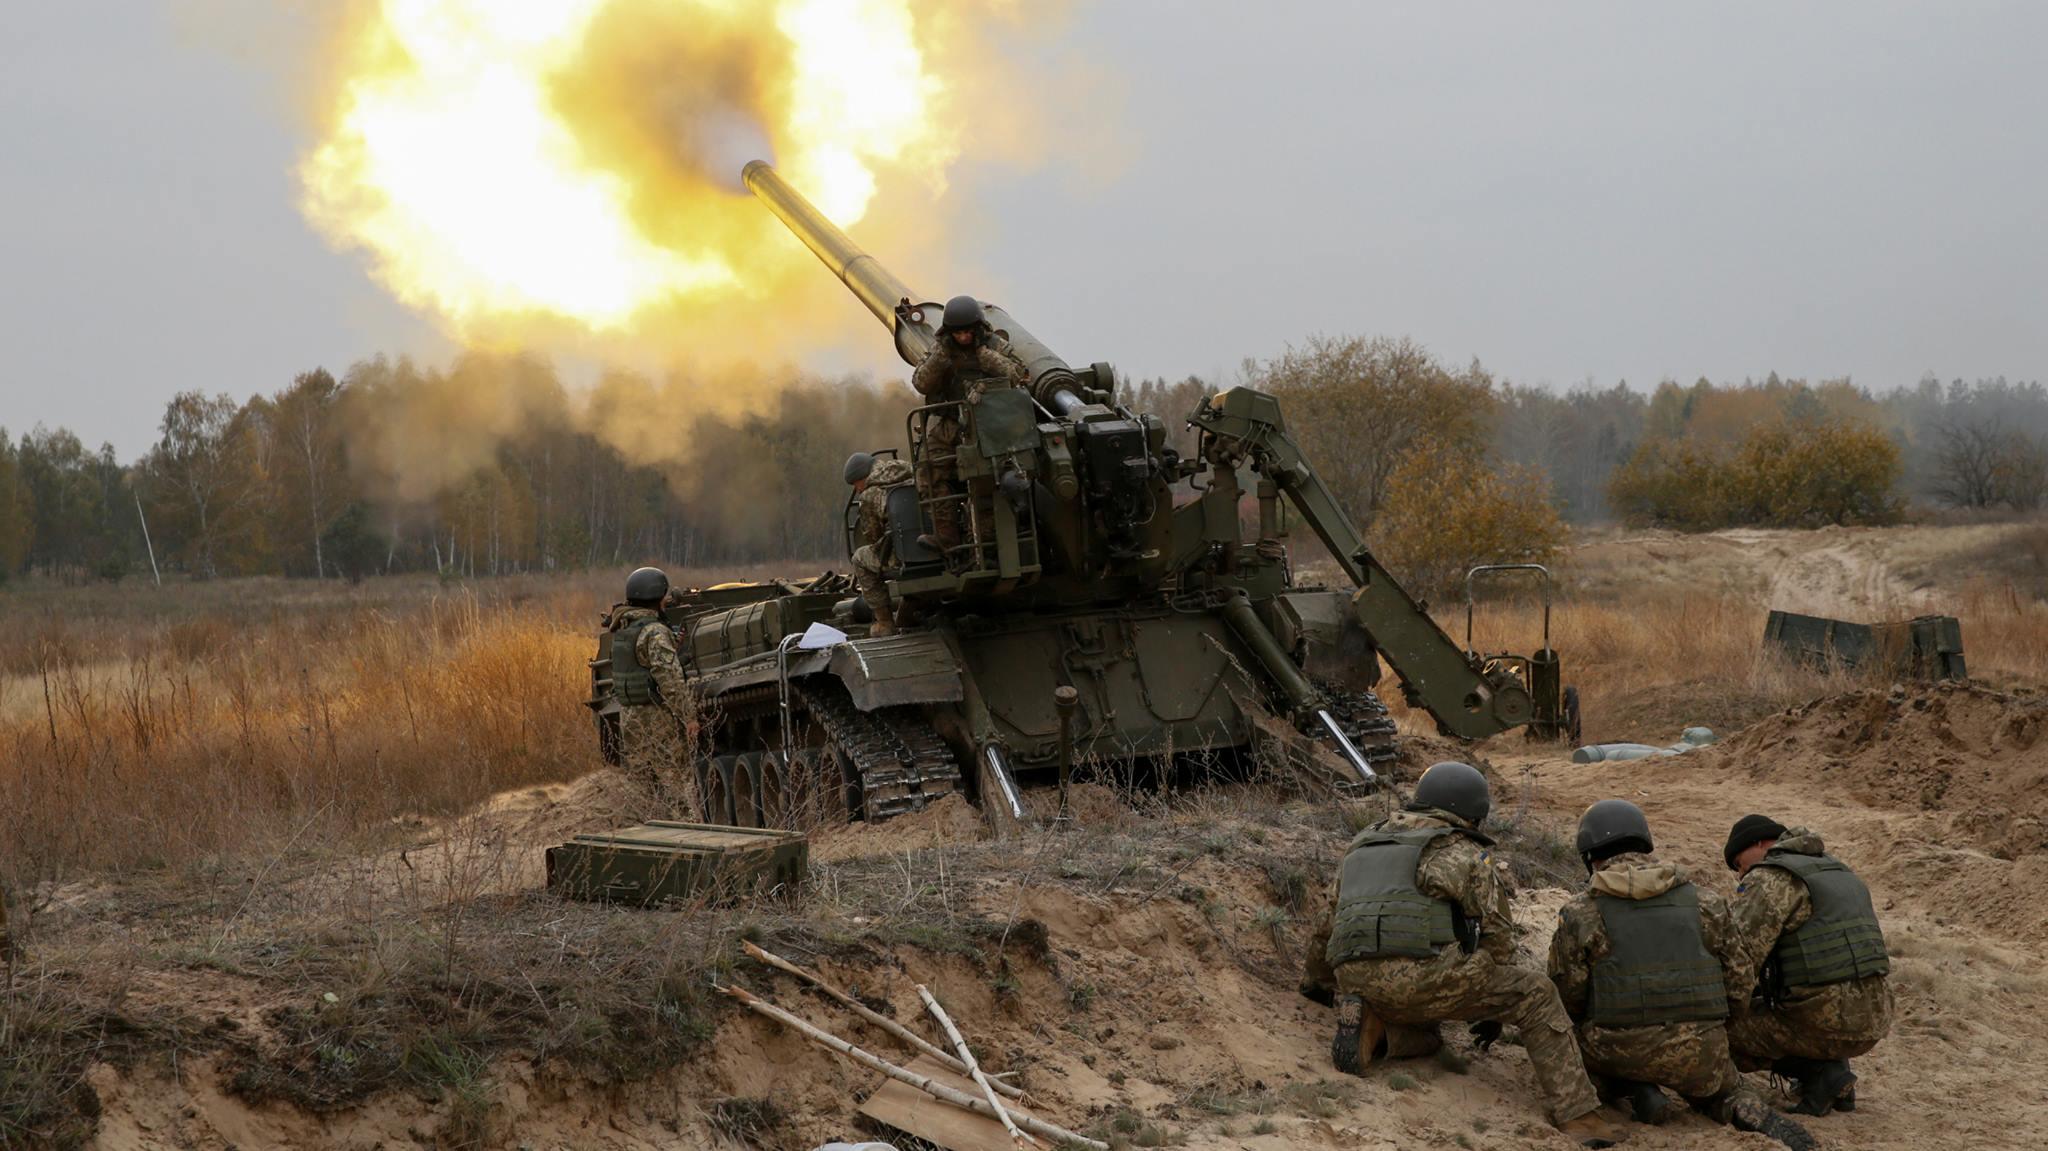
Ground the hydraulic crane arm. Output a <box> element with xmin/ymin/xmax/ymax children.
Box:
<box><xmin>1188</xmin><ymin>388</ymin><xmax>1534</xmax><ymax>740</ymax></box>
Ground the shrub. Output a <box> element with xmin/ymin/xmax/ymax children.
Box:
<box><xmin>1374</xmin><ymin>437</ymin><xmax>1566</xmax><ymax>598</ymax></box>
<box><xmin>1608</xmin><ymin>419</ymin><xmax>1901</xmax><ymax>530</ymax></box>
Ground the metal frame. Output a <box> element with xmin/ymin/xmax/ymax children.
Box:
<box><xmin>1464</xmin><ymin>563</ymin><xmax>1553</xmax><ymax>652</ymax></box>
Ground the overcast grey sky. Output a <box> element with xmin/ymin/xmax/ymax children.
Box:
<box><xmin>4</xmin><ymin>1</ymin><xmax>2043</xmax><ymax>457</ymax></box>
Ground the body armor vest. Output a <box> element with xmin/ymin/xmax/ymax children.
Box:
<box><xmin>1586</xmin><ymin>883</ymin><xmax>1729</xmax><ymax>1027</ymax></box>
<box><xmin>1756</xmin><ymin>851</ymin><xmax>1890</xmax><ymax>992</ymax></box>
<box><xmin>610</xmin><ymin>616</ymin><xmax>662</xmax><ymax>707</ymax></box>
<box><xmin>1325</xmin><ymin>827</ymin><xmax>1461</xmax><ymax>965</ymax></box>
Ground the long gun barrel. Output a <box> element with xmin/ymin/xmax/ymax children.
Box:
<box><xmin>743</xmin><ymin>160</ymin><xmax>932</xmax><ymax>366</ymax></box>
<box><xmin>743</xmin><ymin>160</ymin><xmax>1087</xmax><ymax>407</ymax></box>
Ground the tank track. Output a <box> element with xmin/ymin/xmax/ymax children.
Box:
<box><xmin>791</xmin><ymin>679</ymin><xmax>962</xmax><ymax>819</ymax></box>
<box><xmin>1308</xmin><ymin>677</ymin><xmax>1400</xmax><ymax>794</ymax></box>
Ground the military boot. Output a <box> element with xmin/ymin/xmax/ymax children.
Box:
<box><xmin>859</xmin><ymin>588</ymin><xmax>896</xmax><ymax>637</ymax></box>
<box><xmin>1790</xmin><ymin>1059</ymin><xmax>1855</xmax><ymax>1116</ymax></box>
<box><xmin>1555</xmin><ymin>1111</ymin><xmax>1630</xmax><ymax>1148</ymax></box>
<box><xmin>1623</xmin><ymin>1081</ymin><xmax>1673</xmax><ymax>1126</ymax></box>
<box><xmin>1728</xmin><ymin>1090</ymin><xmax>1817</xmax><ymax>1151</ymax></box>
<box><xmin>1329</xmin><ymin>995</ymin><xmax>1385</xmax><ymax>1075</ymax></box>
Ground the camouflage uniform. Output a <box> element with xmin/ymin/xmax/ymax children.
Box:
<box><xmin>851</xmin><ymin>457</ymin><xmax>916</xmax><ymax>631</ymax></box>
<box><xmin>909</xmin><ymin>334</ymin><xmax>1028</xmax><ymax>554</ymax></box>
<box><xmin>1726</xmin><ymin>829</ymin><xmax>1895</xmax><ymax>1069</ymax></box>
<box><xmin>608</xmin><ymin>606</ymin><xmax>699</xmax><ymax>818</ymax></box>
<box><xmin>1305</xmin><ymin>808</ymin><xmax>1603</xmax><ymax>1126</ymax></box>
<box><xmin>1548</xmin><ymin>852</ymin><xmax>1748</xmax><ymax>1103</ymax></box>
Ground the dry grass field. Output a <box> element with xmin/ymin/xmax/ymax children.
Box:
<box><xmin>6</xmin><ymin>521</ymin><xmax>2048</xmax><ymax>1149</ymax></box>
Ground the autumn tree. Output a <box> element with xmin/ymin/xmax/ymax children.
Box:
<box><xmin>1374</xmin><ymin>437</ymin><xmax>1566</xmax><ymax>598</ymax></box>
<box><xmin>0</xmin><ymin>433</ymin><xmax>30</xmax><ymax>578</ymax></box>
<box><xmin>1726</xmin><ymin>422</ymin><xmax>1903</xmax><ymax>527</ymax></box>
<box><xmin>264</xmin><ymin>368</ymin><xmax>352</xmax><ymax>577</ymax></box>
<box><xmin>138</xmin><ymin>391</ymin><xmax>259</xmax><ymax>578</ymax></box>
<box><xmin>1608</xmin><ymin>420</ymin><xmax>1901</xmax><ymax>530</ymax></box>
<box><xmin>1250</xmin><ymin>336</ymin><xmax>1495</xmax><ymax>529</ymax></box>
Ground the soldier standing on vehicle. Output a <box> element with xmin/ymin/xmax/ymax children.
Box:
<box><xmin>844</xmin><ymin>451</ymin><xmax>915</xmax><ymax>636</ymax></box>
<box><xmin>909</xmin><ymin>295</ymin><xmax>1028</xmax><ymax>560</ymax></box>
<box><xmin>1723</xmin><ymin>815</ymin><xmax>1894</xmax><ymax>1116</ymax></box>
<box><xmin>607</xmin><ymin>566</ymin><xmax>698</xmax><ymax>817</ymax></box>
<box><xmin>1301</xmin><ymin>761</ymin><xmax>1629</xmax><ymax>1148</ymax></box>
<box><xmin>1548</xmin><ymin>801</ymin><xmax>1813</xmax><ymax>1149</ymax></box>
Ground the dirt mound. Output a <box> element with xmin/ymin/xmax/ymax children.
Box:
<box><xmin>1710</xmin><ymin>680</ymin><xmax>2048</xmax><ymax>858</ymax></box>
<box><xmin>812</xmin><ymin>792</ymin><xmax>987</xmax><ymax>862</ymax></box>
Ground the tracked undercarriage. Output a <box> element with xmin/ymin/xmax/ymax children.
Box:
<box><xmin>687</xmin><ymin>678</ymin><xmax>964</xmax><ymax>828</ymax></box>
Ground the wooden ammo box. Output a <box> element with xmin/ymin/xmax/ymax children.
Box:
<box><xmin>546</xmin><ymin>821</ymin><xmax>808</xmax><ymax>907</ymax></box>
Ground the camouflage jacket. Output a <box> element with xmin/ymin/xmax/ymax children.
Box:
<box><xmin>1547</xmin><ymin>852</ymin><xmax>1745</xmax><ymax>1021</ymax></box>
<box><xmin>911</xmin><ymin>333</ymin><xmax>1028</xmax><ymax>403</ymax></box>
<box><xmin>609</xmin><ymin>606</ymin><xmax>690</xmax><ymax>711</ymax></box>
<box><xmin>1305</xmin><ymin>807</ymin><xmax>1518</xmax><ymax>989</ymax></box>
<box><xmin>1727</xmin><ymin>827</ymin><xmax>1859</xmax><ymax>1005</ymax></box>
<box><xmin>856</xmin><ymin>458</ymin><xmax>916</xmax><ymax>561</ymax></box>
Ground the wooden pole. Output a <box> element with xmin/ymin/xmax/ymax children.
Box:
<box><xmin>741</xmin><ymin>940</ymin><xmax>1025</xmax><ymax>1099</ymax></box>
<box><xmin>134</xmin><ymin>493</ymin><xmax>161</xmax><ymax>588</ymax></box>
<box><xmin>919</xmin><ymin>983</ymin><xmax>1038</xmax><ymax>1147</ymax></box>
<box><xmin>716</xmin><ymin>984</ymin><xmax>1105</xmax><ymax>1151</ymax></box>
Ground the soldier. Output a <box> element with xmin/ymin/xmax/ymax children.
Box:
<box><xmin>1548</xmin><ymin>801</ymin><xmax>1813</xmax><ymax>1149</ymax></box>
<box><xmin>1723</xmin><ymin>815</ymin><xmax>1894</xmax><ymax>1116</ymax></box>
<box><xmin>909</xmin><ymin>295</ymin><xmax>1028</xmax><ymax>559</ymax></box>
<box><xmin>844</xmin><ymin>451</ymin><xmax>915</xmax><ymax>636</ymax></box>
<box><xmin>607</xmin><ymin>566</ymin><xmax>698</xmax><ymax>817</ymax></box>
<box><xmin>1303</xmin><ymin>762</ymin><xmax>1629</xmax><ymax>1148</ymax></box>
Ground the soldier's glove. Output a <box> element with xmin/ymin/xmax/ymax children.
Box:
<box><xmin>1468</xmin><ymin>1020</ymin><xmax>1503</xmax><ymax>1052</ymax></box>
<box><xmin>1298</xmin><ymin>981</ymin><xmax>1336</xmax><ymax>1008</ymax></box>
<box><xmin>1329</xmin><ymin>995</ymin><xmax>1365</xmax><ymax>1074</ymax></box>
<box><xmin>967</xmin><ymin>382</ymin><xmax>987</xmax><ymax>404</ymax></box>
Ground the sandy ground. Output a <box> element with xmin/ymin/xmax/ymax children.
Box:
<box><xmin>79</xmin><ymin>680</ymin><xmax>2048</xmax><ymax>1151</ymax></box>
<box><xmin>1568</xmin><ymin>522</ymin><xmax>2030</xmax><ymax>615</ymax></box>
<box><xmin>67</xmin><ymin>521</ymin><xmax>2048</xmax><ymax>1150</ymax></box>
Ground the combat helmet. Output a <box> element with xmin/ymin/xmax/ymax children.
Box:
<box><xmin>844</xmin><ymin>451</ymin><xmax>876</xmax><ymax>486</ymax></box>
<box><xmin>1576</xmin><ymin>798</ymin><xmax>1654</xmax><ymax>869</ymax></box>
<box><xmin>1408</xmin><ymin>761</ymin><xmax>1491</xmax><ymax>829</ymax></box>
<box><xmin>625</xmin><ymin>566</ymin><xmax>670</xmax><ymax>607</ymax></box>
<box><xmin>939</xmin><ymin>294</ymin><xmax>986</xmax><ymax>333</ymax></box>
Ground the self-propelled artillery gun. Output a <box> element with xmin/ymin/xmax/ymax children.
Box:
<box><xmin>585</xmin><ymin>162</ymin><xmax>1568</xmax><ymax>828</ymax></box>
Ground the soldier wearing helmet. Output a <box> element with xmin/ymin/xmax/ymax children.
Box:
<box><xmin>1547</xmin><ymin>801</ymin><xmax>1813</xmax><ymax>1148</ymax></box>
<box><xmin>1302</xmin><ymin>762</ymin><xmax>1628</xmax><ymax>1148</ymax></box>
<box><xmin>844</xmin><ymin>451</ymin><xmax>916</xmax><ymax>636</ymax></box>
<box><xmin>605</xmin><ymin>566</ymin><xmax>698</xmax><ymax>816</ymax></box>
<box><xmin>1721</xmin><ymin>815</ymin><xmax>1893</xmax><ymax>1117</ymax></box>
<box><xmin>909</xmin><ymin>295</ymin><xmax>1028</xmax><ymax>560</ymax></box>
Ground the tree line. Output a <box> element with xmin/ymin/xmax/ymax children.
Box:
<box><xmin>2</xmin><ymin>341</ymin><xmax>2042</xmax><ymax>584</ymax></box>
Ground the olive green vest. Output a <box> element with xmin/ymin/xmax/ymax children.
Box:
<box><xmin>1325</xmin><ymin>827</ymin><xmax>1461</xmax><ymax>965</ymax></box>
<box><xmin>1586</xmin><ymin>883</ymin><xmax>1729</xmax><ymax>1027</ymax></box>
<box><xmin>610</xmin><ymin>616</ymin><xmax>662</xmax><ymax>707</ymax></box>
<box><xmin>1756</xmin><ymin>851</ymin><xmax>1890</xmax><ymax>991</ymax></box>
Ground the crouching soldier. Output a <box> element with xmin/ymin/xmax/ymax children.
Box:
<box><xmin>1549</xmin><ymin>801</ymin><xmax>1813</xmax><ymax>1149</ymax></box>
<box><xmin>1724</xmin><ymin>815</ymin><xmax>1895</xmax><ymax>1115</ymax></box>
<box><xmin>844</xmin><ymin>451</ymin><xmax>916</xmax><ymax>636</ymax></box>
<box><xmin>1304</xmin><ymin>762</ymin><xmax>1629</xmax><ymax>1148</ymax></box>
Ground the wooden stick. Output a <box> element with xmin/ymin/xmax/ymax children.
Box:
<box><xmin>919</xmin><ymin>983</ymin><xmax>1039</xmax><ymax>1147</ymax></box>
<box><xmin>741</xmin><ymin>939</ymin><xmax>1025</xmax><ymax>1100</ymax></box>
<box><xmin>717</xmin><ymin>984</ymin><xmax>1106</xmax><ymax>1151</ymax></box>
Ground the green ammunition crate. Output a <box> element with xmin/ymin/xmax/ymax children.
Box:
<box><xmin>545</xmin><ymin>821</ymin><xmax>808</xmax><ymax>907</ymax></box>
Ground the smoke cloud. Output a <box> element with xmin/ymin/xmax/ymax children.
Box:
<box><xmin>283</xmin><ymin>1</ymin><xmax>1099</xmax><ymax>516</ymax></box>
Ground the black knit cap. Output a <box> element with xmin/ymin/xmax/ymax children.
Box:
<box><xmin>1724</xmin><ymin>814</ymin><xmax>1787</xmax><ymax>871</ymax></box>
